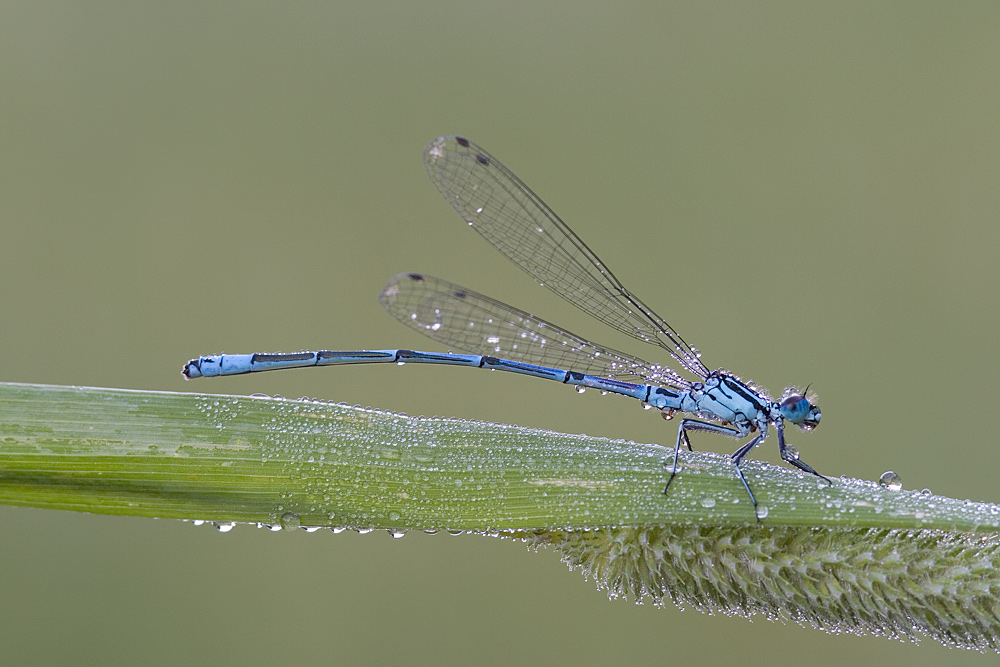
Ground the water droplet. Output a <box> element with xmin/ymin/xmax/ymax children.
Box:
<box><xmin>215</xmin><ymin>522</ymin><xmax>236</xmax><ymax>533</ymax></box>
<box><xmin>409</xmin><ymin>302</ymin><xmax>444</xmax><ymax>332</ymax></box>
<box><xmin>279</xmin><ymin>512</ymin><xmax>300</xmax><ymax>530</ymax></box>
<box><xmin>700</xmin><ymin>496</ymin><xmax>716</xmax><ymax>508</ymax></box>
<box><xmin>921</xmin><ymin>488</ymin><xmax>932</xmax><ymax>496</ymax></box>
<box><xmin>575</xmin><ymin>386</ymin><xmax>586</xmax><ymax>394</ymax></box>
<box><xmin>755</xmin><ymin>505</ymin><xmax>769</xmax><ymax>520</ymax></box>
<box><xmin>390</xmin><ymin>530</ymin><xmax>407</xmax><ymax>539</ymax></box>
<box><xmin>878</xmin><ymin>470</ymin><xmax>902</xmax><ymax>491</ymax></box>
<box><xmin>641</xmin><ymin>402</ymin><xmax>653</xmax><ymax>411</ymax></box>
<box><xmin>784</xmin><ymin>444</ymin><xmax>800</xmax><ymax>460</ymax></box>
<box><xmin>660</xmin><ymin>409</ymin><xmax>675</xmax><ymax>421</ymax></box>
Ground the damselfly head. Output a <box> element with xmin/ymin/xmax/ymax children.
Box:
<box><xmin>778</xmin><ymin>389</ymin><xmax>821</xmax><ymax>430</ymax></box>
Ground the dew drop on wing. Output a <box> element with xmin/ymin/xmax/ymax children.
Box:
<box><xmin>410</xmin><ymin>296</ymin><xmax>445</xmax><ymax>332</ymax></box>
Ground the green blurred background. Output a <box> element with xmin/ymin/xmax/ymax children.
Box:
<box><xmin>2</xmin><ymin>2</ymin><xmax>999</xmax><ymax>664</ymax></box>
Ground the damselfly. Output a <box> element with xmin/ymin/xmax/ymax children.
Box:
<box><xmin>184</xmin><ymin>135</ymin><xmax>830</xmax><ymax>513</ymax></box>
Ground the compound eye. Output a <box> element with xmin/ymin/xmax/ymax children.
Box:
<box><xmin>779</xmin><ymin>393</ymin><xmax>814</xmax><ymax>425</ymax></box>
<box><xmin>780</xmin><ymin>393</ymin><xmax>805</xmax><ymax>408</ymax></box>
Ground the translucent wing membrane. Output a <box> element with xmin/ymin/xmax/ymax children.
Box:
<box><xmin>424</xmin><ymin>135</ymin><xmax>711</xmax><ymax>380</ymax></box>
<box><xmin>380</xmin><ymin>273</ymin><xmax>694</xmax><ymax>390</ymax></box>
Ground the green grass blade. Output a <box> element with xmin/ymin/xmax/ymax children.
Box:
<box><xmin>1</xmin><ymin>381</ymin><xmax>999</xmax><ymax>650</ymax></box>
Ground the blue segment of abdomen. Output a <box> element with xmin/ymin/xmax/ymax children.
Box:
<box><xmin>183</xmin><ymin>348</ymin><xmax>686</xmax><ymax>408</ymax></box>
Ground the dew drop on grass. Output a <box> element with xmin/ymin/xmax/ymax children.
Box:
<box><xmin>279</xmin><ymin>512</ymin><xmax>301</xmax><ymax>530</ymax></box>
<box><xmin>878</xmin><ymin>470</ymin><xmax>902</xmax><ymax>491</ymax></box>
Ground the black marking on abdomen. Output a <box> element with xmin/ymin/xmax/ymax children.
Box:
<box><xmin>397</xmin><ymin>350</ymin><xmax>457</xmax><ymax>363</ymax></box>
<box><xmin>317</xmin><ymin>351</ymin><xmax>392</xmax><ymax>361</ymax></box>
<box><xmin>253</xmin><ymin>352</ymin><xmax>314</xmax><ymax>362</ymax></box>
